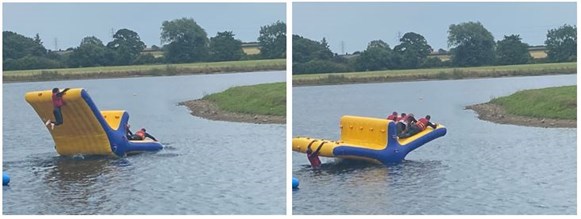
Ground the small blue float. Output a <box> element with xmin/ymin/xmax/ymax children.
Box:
<box><xmin>3</xmin><ymin>172</ymin><xmax>10</xmax><ymax>185</ymax></box>
<box><xmin>292</xmin><ymin>177</ymin><xmax>299</xmax><ymax>189</ymax></box>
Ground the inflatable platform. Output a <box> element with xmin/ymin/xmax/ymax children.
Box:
<box><xmin>293</xmin><ymin>115</ymin><xmax>446</xmax><ymax>165</ymax></box>
<box><xmin>25</xmin><ymin>88</ymin><xmax>163</xmax><ymax>157</ymax></box>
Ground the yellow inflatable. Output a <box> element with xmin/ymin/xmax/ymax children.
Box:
<box><xmin>293</xmin><ymin>115</ymin><xmax>447</xmax><ymax>164</ymax></box>
<box><xmin>25</xmin><ymin>88</ymin><xmax>162</xmax><ymax>157</ymax></box>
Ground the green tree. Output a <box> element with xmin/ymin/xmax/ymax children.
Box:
<box><xmin>394</xmin><ymin>32</ymin><xmax>433</xmax><ymax>69</ymax></box>
<box><xmin>448</xmin><ymin>21</ymin><xmax>496</xmax><ymax>67</ymax></box>
<box><xmin>496</xmin><ymin>34</ymin><xmax>531</xmax><ymax>65</ymax></box>
<box><xmin>107</xmin><ymin>28</ymin><xmax>146</xmax><ymax>65</ymax></box>
<box><xmin>209</xmin><ymin>31</ymin><xmax>244</xmax><ymax>61</ymax></box>
<box><xmin>545</xmin><ymin>24</ymin><xmax>576</xmax><ymax>62</ymax></box>
<box><xmin>354</xmin><ymin>40</ymin><xmax>395</xmax><ymax>71</ymax></box>
<box><xmin>292</xmin><ymin>35</ymin><xmax>333</xmax><ymax>63</ymax></box>
<box><xmin>367</xmin><ymin>40</ymin><xmax>389</xmax><ymax>49</ymax></box>
<box><xmin>258</xmin><ymin>21</ymin><xmax>286</xmax><ymax>59</ymax></box>
<box><xmin>68</xmin><ymin>36</ymin><xmax>109</xmax><ymax>67</ymax></box>
<box><xmin>161</xmin><ymin>17</ymin><xmax>209</xmax><ymax>63</ymax></box>
<box><xmin>3</xmin><ymin>31</ymin><xmax>47</xmax><ymax>60</ymax></box>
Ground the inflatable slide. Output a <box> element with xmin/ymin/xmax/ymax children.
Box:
<box><xmin>25</xmin><ymin>88</ymin><xmax>163</xmax><ymax>157</ymax></box>
<box><xmin>293</xmin><ymin>115</ymin><xmax>446</xmax><ymax>165</ymax></box>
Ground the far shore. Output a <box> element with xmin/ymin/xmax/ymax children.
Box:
<box><xmin>179</xmin><ymin>99</ymin><xmax>285</xmax><ymax>124</ymax></box>
<box><xmin>178</xmin><ymin>82</ymin><xmax>286</xmax><ymax>125</ymax></box>
<box><xmin>293</xmin><ymin>62</ymin><xmax>576</xmax><ymax>86</ymax></box>
<box><xmin>3</xmin><ymin>59</ymin><xmax>285</xmax><ymax>83</ymax></box>
<box><xmin>466</xmin><ymin>103</ymin><xmax>576</xmax><ymax>128</ymax></box>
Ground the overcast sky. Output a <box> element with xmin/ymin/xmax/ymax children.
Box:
<box><xmin>3</xmin><ymin>3</ymin><xmax>285</xmax><ymax>50</ymax></box>
<box><xmin>294</xmin><ymin>2</ymin><xmax>576</xmax><ymax>54</ymax></box>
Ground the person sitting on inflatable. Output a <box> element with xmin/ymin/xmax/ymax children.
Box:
<box><xmin>396</xmin><ymin>113</ymin><xmax>412</xmax><ymax>135</ymax></box>
<box><xmin>129</xmin><ymin>127</ymin><xmax>158</xmax><ymax>141</ymax></box>
<box><xmin>398</xmin><ymin>115</ymin><xmax>437</xmax><ymax>138</ymax></box>
<box><xmin>386</xmin><ymin>111</ymin><xmax>398</xmax><ymax>120</ymax></box>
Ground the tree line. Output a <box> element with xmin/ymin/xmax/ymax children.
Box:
<box><xmin>3</xmin><ymin>18</ymin><xmax>286</xmax><ymax>71</ymax></box>
<box><xmin>293</xmin><ymin>22</ymin><xmax>576</xmax><ymax>74</ymax></box>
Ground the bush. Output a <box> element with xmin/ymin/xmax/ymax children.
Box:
<box><xmin>3</xmin><ymin>55</ymin><xmax>63</xmax><ymax>70</ymax></box>
<box><xmin>133</xmin><ymin>53</ymin><xmax>157</xmax><ymax>65</ymax></box>
<box><xmin>293</xmin><ymin>59</ymin><xmax>352</xmax><ymax>74</ymax></box>
<box><xmin>421</xmin><ymin>57</ymin><xmax>443</xmax><ymax>68</ymax></box>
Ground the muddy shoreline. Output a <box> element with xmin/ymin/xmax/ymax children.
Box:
<box><xmin>466</xmin><ymin>102</ymin><xmax>576</xmax><ymax>128</ymax></box>
<box><xmin>179</xmin><ymin>99</ymin><xmax>285</xmax><ymax>124</ymax></box>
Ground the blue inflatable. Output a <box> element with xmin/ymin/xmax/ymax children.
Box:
<box><xmin>292</xmin><ymin>177</ymin><xmax>299</xmax><ymax>189</ymax></box>
<box><xmin>3</xmin><ymin>172</ymin><xmax>10</xmax><ymax>185</ymax></box>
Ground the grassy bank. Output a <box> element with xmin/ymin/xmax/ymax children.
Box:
<box><xmin>490</xmin><ymin>85</ymin><xmax>576</xmax><ymax>120</ymax></box>
<box><xmin>3</xmin><ymin>59</ymin><xmax>285</xmax><ymax>82</ymax></box>
<box><xmin>203</xmin><ymin>82</ymin><xmax>286</xmax><ymax>116</ymax></box>
<box><xmin>293</xmin><ymin>62</ymin><xmax>576</xmax><ymax>86</ymax></box>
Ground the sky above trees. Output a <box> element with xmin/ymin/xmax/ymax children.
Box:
<box><xmin>3</xmin><ymin>3</ymin><xmax>285</xmax><ymax>50</ymax></box>
<box><xmin>294</xmin><ymin>2</ymin><xmax>576</xmax><ymax>54</ymax></box>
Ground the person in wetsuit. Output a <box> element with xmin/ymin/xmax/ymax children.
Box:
<box><xmin>306</xmin><ymin>140</ymin><xmax>325</xmax><ymax>169</ymax></box>
<box><xmin>45</xmin><ymin>88</ymin><xmax>70</xmax><ymax>130</ymax></box>
<box><xmin>129</xmin><ymin>128</ymin><xmax>158</xmax><ymax>141</ymax></box>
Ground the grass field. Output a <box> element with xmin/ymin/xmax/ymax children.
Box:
<box><xmin>203</xmin><ymin>82</ymin><xmax>286</xmax><ymax>116</ymax></box>
<box><xmin>3</xmin><ymin>59</ymin><xmax>285</xmax><ymax>82</ymax></box>
<box><xmin>490</xmin><ymin>85</ymin><xmax>576</xmax><ymax>120</ymax></box>
<box><xmin>293</xmin><ymin>62</ymin><xmax>577</xmax><ymax>86</ymax></box>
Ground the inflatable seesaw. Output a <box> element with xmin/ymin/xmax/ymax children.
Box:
<box><xmin>25</xmin><ymin>88</ymin><xmax>163</xmax><ymax>157</ymax></box>
<box><xmin>292</xmin><ymin>115</ymin><xmax>447</xmax><ymax>165</ymax></box>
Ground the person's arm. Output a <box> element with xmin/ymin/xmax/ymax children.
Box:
<box><xmin>56</xmin><ymin>88</ymin><xmax>71</xmax><ymax>98</ymax></box>
<box><xmin>428</xmin><ymin>122</ymin><xmax>437</xmax><ymax>129</ymax></box>
<box><xmin>59</xmin><ymin>88</ymin><xmax>70</xmax><ymax>95</ymax></box>
<box><xmin>145</xmin><ymin>133</ymin><xmax>157</xmax><ymax>141</ymax></box>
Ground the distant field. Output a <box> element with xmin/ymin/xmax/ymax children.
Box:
<box><xmin>242</xmin><ymin>47</ymin><xmax>261</xmax><ymax>55</ymax></box>
<box><xmin>428</xmin><ymin>49</ymin><xmax>547</xmax><ymax>61</ymax></box>
<box><xmin>3</xmin><ymin>59</ymin><xmax>285</xmax><ymax>82</ymax></box>
<box><xmin>529</xmin><ymin>50</ymin><xmax>548</xmax><ymax>59</ymax></box>
<box><xmin>141</xmin><ymin>51</ymin><xmax>164</xmax><ymax>58</ymax></box>
<box><xmin>293</xmin><ymin>62</ymin><xmax>576</xmax><ymax>86</ymax></box>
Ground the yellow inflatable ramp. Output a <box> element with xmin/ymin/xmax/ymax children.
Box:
<box><xmin>293</xmin><ymin>115</ymin><xmax>447</xmax><ymax>164</ymax></box>
<box><xmin>25</xmin><ymin>88</ymin><xmax>163</xmax><ymax>157</ymax></box>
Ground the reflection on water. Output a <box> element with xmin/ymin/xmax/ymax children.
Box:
<box><xmin>293</xmin><ymin>75</ymin><xmax>576</xmax><ymax>215</ymax></box>
<box><xmin>3</xmin><ymin>71</ymin><xmax>286</xmax><ymax>215</ymax></box>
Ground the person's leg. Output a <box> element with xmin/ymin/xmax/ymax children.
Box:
<box><xmin>53</xmin><ymin>107</ymin><xmax>63</xmax><ymax>126</ymax></box>
<box><xmin>408</xmin><ymin>126</ymin><xmax>420</xmax><ymax>136</ymax></box>
<box><xmin>400</xmin><ymin>125</ymin><xmax>418</xmax><ymax>138</ymax></box>
<box><xmin>396</xmin><ymin>123</ymin><xmax>403</xmax><ymax>134</ymax></box>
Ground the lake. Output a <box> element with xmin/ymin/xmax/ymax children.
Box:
<box><xmin>3</xmin><ymin>71</ymin><xmax>286</xmax><ymax>214</ymax></box>
<box><xmin>292</xmin><ymin>74</ymin><xmax>576</xmax><ymax>214</ymax></box>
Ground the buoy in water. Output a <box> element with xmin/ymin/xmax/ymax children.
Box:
<box><xmin>3</xmin><ymin>172</ymin><xmax>10</xmax><ymax>185</ymax></box>
<box><xmin>292</xmin><ymin>177</ymin><xmax>299</xmax><ymax>189</ymax></box>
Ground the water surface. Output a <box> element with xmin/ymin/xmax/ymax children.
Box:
<box><xmin>293</xmin><ymin>75</ymin><xmax>576</xmax><ymax>214</ymax></box>
<box><xmin>3</xmin><ymin>71</ymin><xmax>286</xmax><ymax>214</ymax></box>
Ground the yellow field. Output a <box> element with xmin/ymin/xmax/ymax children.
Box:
<box><xmin>529</xmin><ymin>50</ymin><xmax>548</xmax><ymax>59</ymax></box>
<box><xmin>428</xmin><ymin>49</ymin><xmax>549</xmax><ymax>61</ymax></box>
<box><xmin>242</xmin><ymin>47</ymin><xmax>261</xmax><ymax>55</ymax></box>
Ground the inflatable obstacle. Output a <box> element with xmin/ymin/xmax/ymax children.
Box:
<box><xmin>25</xmin><ymin>88</ymin><xmax>163</xmax><ymax>157</ymax></box>
<box><xmin>292</xmin><ymin>115</ymin><xmax>446</xmax><ymax>165</ymax></box>
<box><xmin>3</xmin><ymin>172</ymin><xmax>9</xmax><ymax>186</ymax></box>
<box><xmin>292</xmin><ymin>177</ymin><xmax>299</xmax><ymax>189</ymax></box>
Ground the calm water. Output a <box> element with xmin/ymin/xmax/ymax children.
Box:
<box><xmin>293</xmin><ymin>74</ymin><xmax>576</xmax><ymax>215</ymax></box>
<box><xmin>3</xmin><ymin>71</ymin><xmax>286</xmax><ymax>214</ymax></box>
